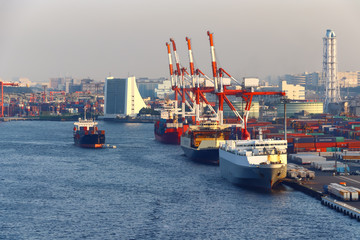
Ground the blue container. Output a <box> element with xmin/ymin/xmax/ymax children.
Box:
<box><xmin>336</xmin><ymin>167</ymin><xmax>350</xmax><ymax>173</ymax></box>
<box><xmin>297</xmin><ymin>137</ymin><xmax>315</xmax><ymax>143</ymax></box>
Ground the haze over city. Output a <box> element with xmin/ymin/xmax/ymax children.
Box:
<box><xmin>0</xmin><ymin>0</ymin><xmax>359</xmax><ymax>82</ymax></box>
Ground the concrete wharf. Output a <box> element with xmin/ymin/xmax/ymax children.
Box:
<box><xmin>283</xmin><ymin>172</ymin><xmax>360</xmax><ymax>221</ymax></box>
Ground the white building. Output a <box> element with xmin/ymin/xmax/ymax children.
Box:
<box><xmin>104</xmin><ymin>76</ymin><xmax>146</xmax><ymax>118</ymax></box>
<box><xmin>281</xmin><ymin>81</ymin><xmax>305</xmax><ymax>100</ymax></box>
<box><xmin>154</xmin><ymin>80</ymin><xmax>172</xmax><ymax>99</ymax></box>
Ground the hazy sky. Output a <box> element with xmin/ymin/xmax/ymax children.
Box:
<box><xmin>0</xmin><ymin>0</ymin><xmax>359</xmax><ymax>82</ymax></box>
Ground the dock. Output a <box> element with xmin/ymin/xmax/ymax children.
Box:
<box><xmin>0</xmin><ymin>117</ymin><xmax>33</xmax><ymax>122</ymax></box>
<box><xmin>283</xmin><ymin>166</ymin><xmax>360</xmax><ymax>221</ymax></box>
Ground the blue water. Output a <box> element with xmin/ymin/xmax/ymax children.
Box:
<box><xmin>0</xmin><ymin>121</ymin><xmax>359</xmax><ymax>239</ymax></box>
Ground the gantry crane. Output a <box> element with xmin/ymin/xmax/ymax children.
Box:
<box><xmin>0</xmin><ymin>81</ymin><xmax>19</xmax><ymax>117</ymax></box>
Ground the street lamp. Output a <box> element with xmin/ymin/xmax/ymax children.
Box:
<box><xmin>281</xmin><ymin>96</ymin><xmax>291</xmax><ymax>141</ymax></box>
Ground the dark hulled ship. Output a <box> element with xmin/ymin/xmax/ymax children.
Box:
<box><xmin>73</xmin><ymin>117</ymin><xmax>105</xmax><ymax>148</ymax></box>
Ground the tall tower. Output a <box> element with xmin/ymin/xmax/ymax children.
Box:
<box><xmin>323</xmin><ymin>29</ymin><xmax>340</xmax><ymax>112</ymax></box>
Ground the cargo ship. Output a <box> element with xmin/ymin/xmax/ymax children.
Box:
<box><xmin>73</xmin><ymin>116</ymin><xmax>105</xmax><ymax>148</ymax></box>
<box><xmin>154</xmin><ymin>118</ymin><xmax>188</xmax><ymax>144</ymax></box>
<box><xmin>154</xmin><ymin>101</ymin><xmax>189</xmax><ymax>145</ymax></box>
<box><xmin>180</xmin><ymin>121</ymin><xmax>233</xmax><ymax>165</ymax></box>
<box><xmin>219</xmin><ymin>135</ymin><xmax>287</xmax><ymax>190</ymax></box>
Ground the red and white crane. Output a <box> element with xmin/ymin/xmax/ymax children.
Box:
<box><xmin>206</xmin><ymin>31</ymin><xmax>285</xmax><ymax>139</ymax></box>
<box><xmin>165</xmin><ymin>31</ymin><xmax>285</xmax><ymax>139</ymax></box>
<box><xmin>168</xmin><ymin>38</ymin><xmax>196</xmax><ymax>120</ymax></box>
<box><xmin>0</xmin><ymin>81</ymin><xmax>19</xmax><ymax>117</ymax></box>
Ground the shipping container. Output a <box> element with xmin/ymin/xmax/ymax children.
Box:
<box><xmin>326</xmin><ymin>147</ymin><xmax>337</xmax><ymax>152</ymax></box>
<box><xmin>336</xmin><ymin>166</ymin><xmax>350</xmax><ymax>173</ymax></box>
<box><xmin>308</xmin><ymin>133</ymin><xmax>325</xmax><ymax>136</ymax></box>
<box><xmin>315</xmin><ymin>142</ymin><xmax>336</xmax><ymax>148</ymax></box>
<box><xmin>315</xmin><ymin>137</ymin><xmax>336</xmax><ymax>143</ymax></box>
<box><xmin>294</xmin><ymin>143</ymin><xmax>315</xmax><ymax>148</ymax></box>
<box><xmin>296</xmin><ymin>137</ymin><xmax>315</xmax><ymax>143</ymax></box>
<box><xmin>328</xmin><ymin>184</ymin><xmax>350</xmax><ymax>201</ymax></box>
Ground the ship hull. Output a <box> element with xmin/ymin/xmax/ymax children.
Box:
<box><xmin>181</xmin><ymin>145</ymin><xmax>219</xmax><ymax>165</ymax></box>
<box><xmin>154</xmin><ymin>131</ymin><xmax>181</xmax><ymax>145</ymax></box>
<box><xmin>74</xmin><ymin>132</ymin><xmax>105</xmax><ymax>149</ymax></box>
<box><xmin>219</xmin><ymin>149</ymin><xmax>287</xmax><ymax>190</ymax></box>
<box><xmin>154</xmin><ymin>120</ymin><xmax>187</xmax><ymax>145</ymax></box>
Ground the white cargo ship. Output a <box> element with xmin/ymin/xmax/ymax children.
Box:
<box><xmin>219</xmin><ymin>136</ymin><xmax>287</xmax><ymax>190</ymax></box>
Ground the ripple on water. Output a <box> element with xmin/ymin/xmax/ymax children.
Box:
<box><xmin>0</xmin><ymin>121</ymin><xmax>359</xmax><ymax>239</ymax></box>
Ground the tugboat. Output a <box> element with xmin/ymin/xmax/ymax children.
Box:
<box><xmin>73</xmin><ymin>110</ymin><xmax>105</xmax><ymax>148</ymax></box>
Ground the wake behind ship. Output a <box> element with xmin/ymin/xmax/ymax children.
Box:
<box><xmin>73</xmin><ymin>117</ymin><xmax>105</xmax><ymax>148</ymax></box>
<box><xmin>219</xmin><ymin>137</ymin><xmax>287</xmax><ymax>190</ymax></box>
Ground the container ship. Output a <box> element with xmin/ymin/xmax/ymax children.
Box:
<box><xmin>219</xmin><ymin>135</ymin><xmax>288</xmax><ymax>190</ymax></box>
<box><xmin>180</xmin><ymin>120</ymin><xmax>233</xmax><ymax>165</ymax></box>
<box><xmin>154</xmin><ymin>101</ymin><xmax>189</xmax><ymax>145</ymax></box>
<box><xmin>73</xmin><ymin>117</ymin><xmax>105</xmax><ymax>148</ymax></box>
<box><xmin>154</xmin><ymin>118</ymin><xmax>188</xmax><ymax>144</ymax></box>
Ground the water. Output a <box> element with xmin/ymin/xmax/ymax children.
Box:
<box><xmin>0</xmin><ymin>121</ymin><xmax>359</xmax><ymax>239</ymax></box>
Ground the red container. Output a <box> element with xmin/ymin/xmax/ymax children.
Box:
<box><xmin>303</xmin><ymin>147</ymin><xmax>316</xmax><ymax>152</ymax></box>
<box><xmin>336</xmin><ymin>142</ymin><xmax>348</xmax><ymax>148</ymax></box>
<box><xmin>348</xmin><ymin>141</ymin><xmax>360</xmax><ymax>148</ymax></box>
<box><xmin>316</xmin><ymin>148</ymin><xmax>327</xmax><ymax>152</ymax></box>
<box><xmin>315</xmin><ymin>142</ymin><xmax>336</xmax><ymax>148</ymax></box>
<box><xmin>295</xmin><ymin>143</ymin><xmax>315</xmax><ymax>148</ymax></box>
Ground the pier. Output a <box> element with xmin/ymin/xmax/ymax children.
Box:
<box><xmin>283</xmin><ymin>171</ymin><xmax>360</xmax><ymax>221</ymax></box>
<box><xmin>0</xmin><ymin>117</ymin><xmax>33</xmax><ymax>122</ymax></box>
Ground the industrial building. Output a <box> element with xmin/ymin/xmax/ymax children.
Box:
<box><xmin>281</xmin><ymin>81</ymin><xmax>305</xmax><ymax>100</ymax></box>
<box><xmin>277</xmin><ymin>102</ymin><xmax>323</xmax><ymax>117</ymax></box>
<box><xmin>223</xmin><ymin>101</ymin><xmax>260</xmax><ymax>119</ymax></box>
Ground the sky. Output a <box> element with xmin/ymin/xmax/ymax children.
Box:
<box><xmin>0</xmin><ymin>0</ymin><xmax>359</xmax><ymax>83</ymax></box>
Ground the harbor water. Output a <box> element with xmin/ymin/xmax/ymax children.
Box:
<box><xmin>1</xmin><ymin>121</ymin><xmax>359</xmax><ymax>239</ymax></box>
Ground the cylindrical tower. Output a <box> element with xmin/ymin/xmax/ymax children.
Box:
<box><xmin>323</xmin><ymin>29</ymin><xmax>340</xmax><ymax>112</ymax></box>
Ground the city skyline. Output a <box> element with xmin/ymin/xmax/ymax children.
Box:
<box><xmin>1</xmin><ymin>0</ymin><xmax>360</xmax><ymax>83</ymax></box>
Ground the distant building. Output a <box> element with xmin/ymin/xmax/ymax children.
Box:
<box><xmin>223</xmin><ymin>101</ymin><xmax>259</xmax><ymax>119</ymax></box>
<box><xmin>277</xmin><ymin>102</ymin><xmax>324</xmax><ymax>117</ymax></box>
<box><xmin>49</xmin><ymin>77</ymin><xmax>73</xmax><ymax>91</ymax></box>
<box><xmin>65</xmin><ymin>78</ymin><xmax>74</xmax><ymax>93</ymax></box>
<box><xmin>338</xmin><ymin>71</ymin><xmax>359</xmax><ymax>88</ymax></box>
<box><xmin>104</xmin><ymin>76</ymin><xmax>146</xmax><ymax>118</ymax></box>
<box><xmin>136</xmin><ymin>77</ymin><xmax>165</xmax><ymax>99</ymax></box>
<box><xmin>283</xmin><ymin>74</ymin><xmax>306</xmax><ymax>86</ymax></box>
<box><xmin>81</xmin><ymin>79</ymin><xmax>96</xmax><ymax>93</ymax></box>
<box><xmin>49</xmin><ymin>78</ymin><xmax>64</xmax><ymax>89</ymax></box>
<box><xmin>281</xmin><ymin>81</ymin><xmax>305</xmax><ymax>100</ymax></box>
<box><xmin>155</xmin><ymin>79</ymin><xmax>173</xmax><ymax>99</ymax></box>
<box><xmin>69</xmin><ymin>84</ymin><xmax>82</xmax><ymax>93</ymax></box>
<box><xmin>305</xmin><ymin>72</ymin><xmax>322</xmax><ymax>89</ymax></box>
